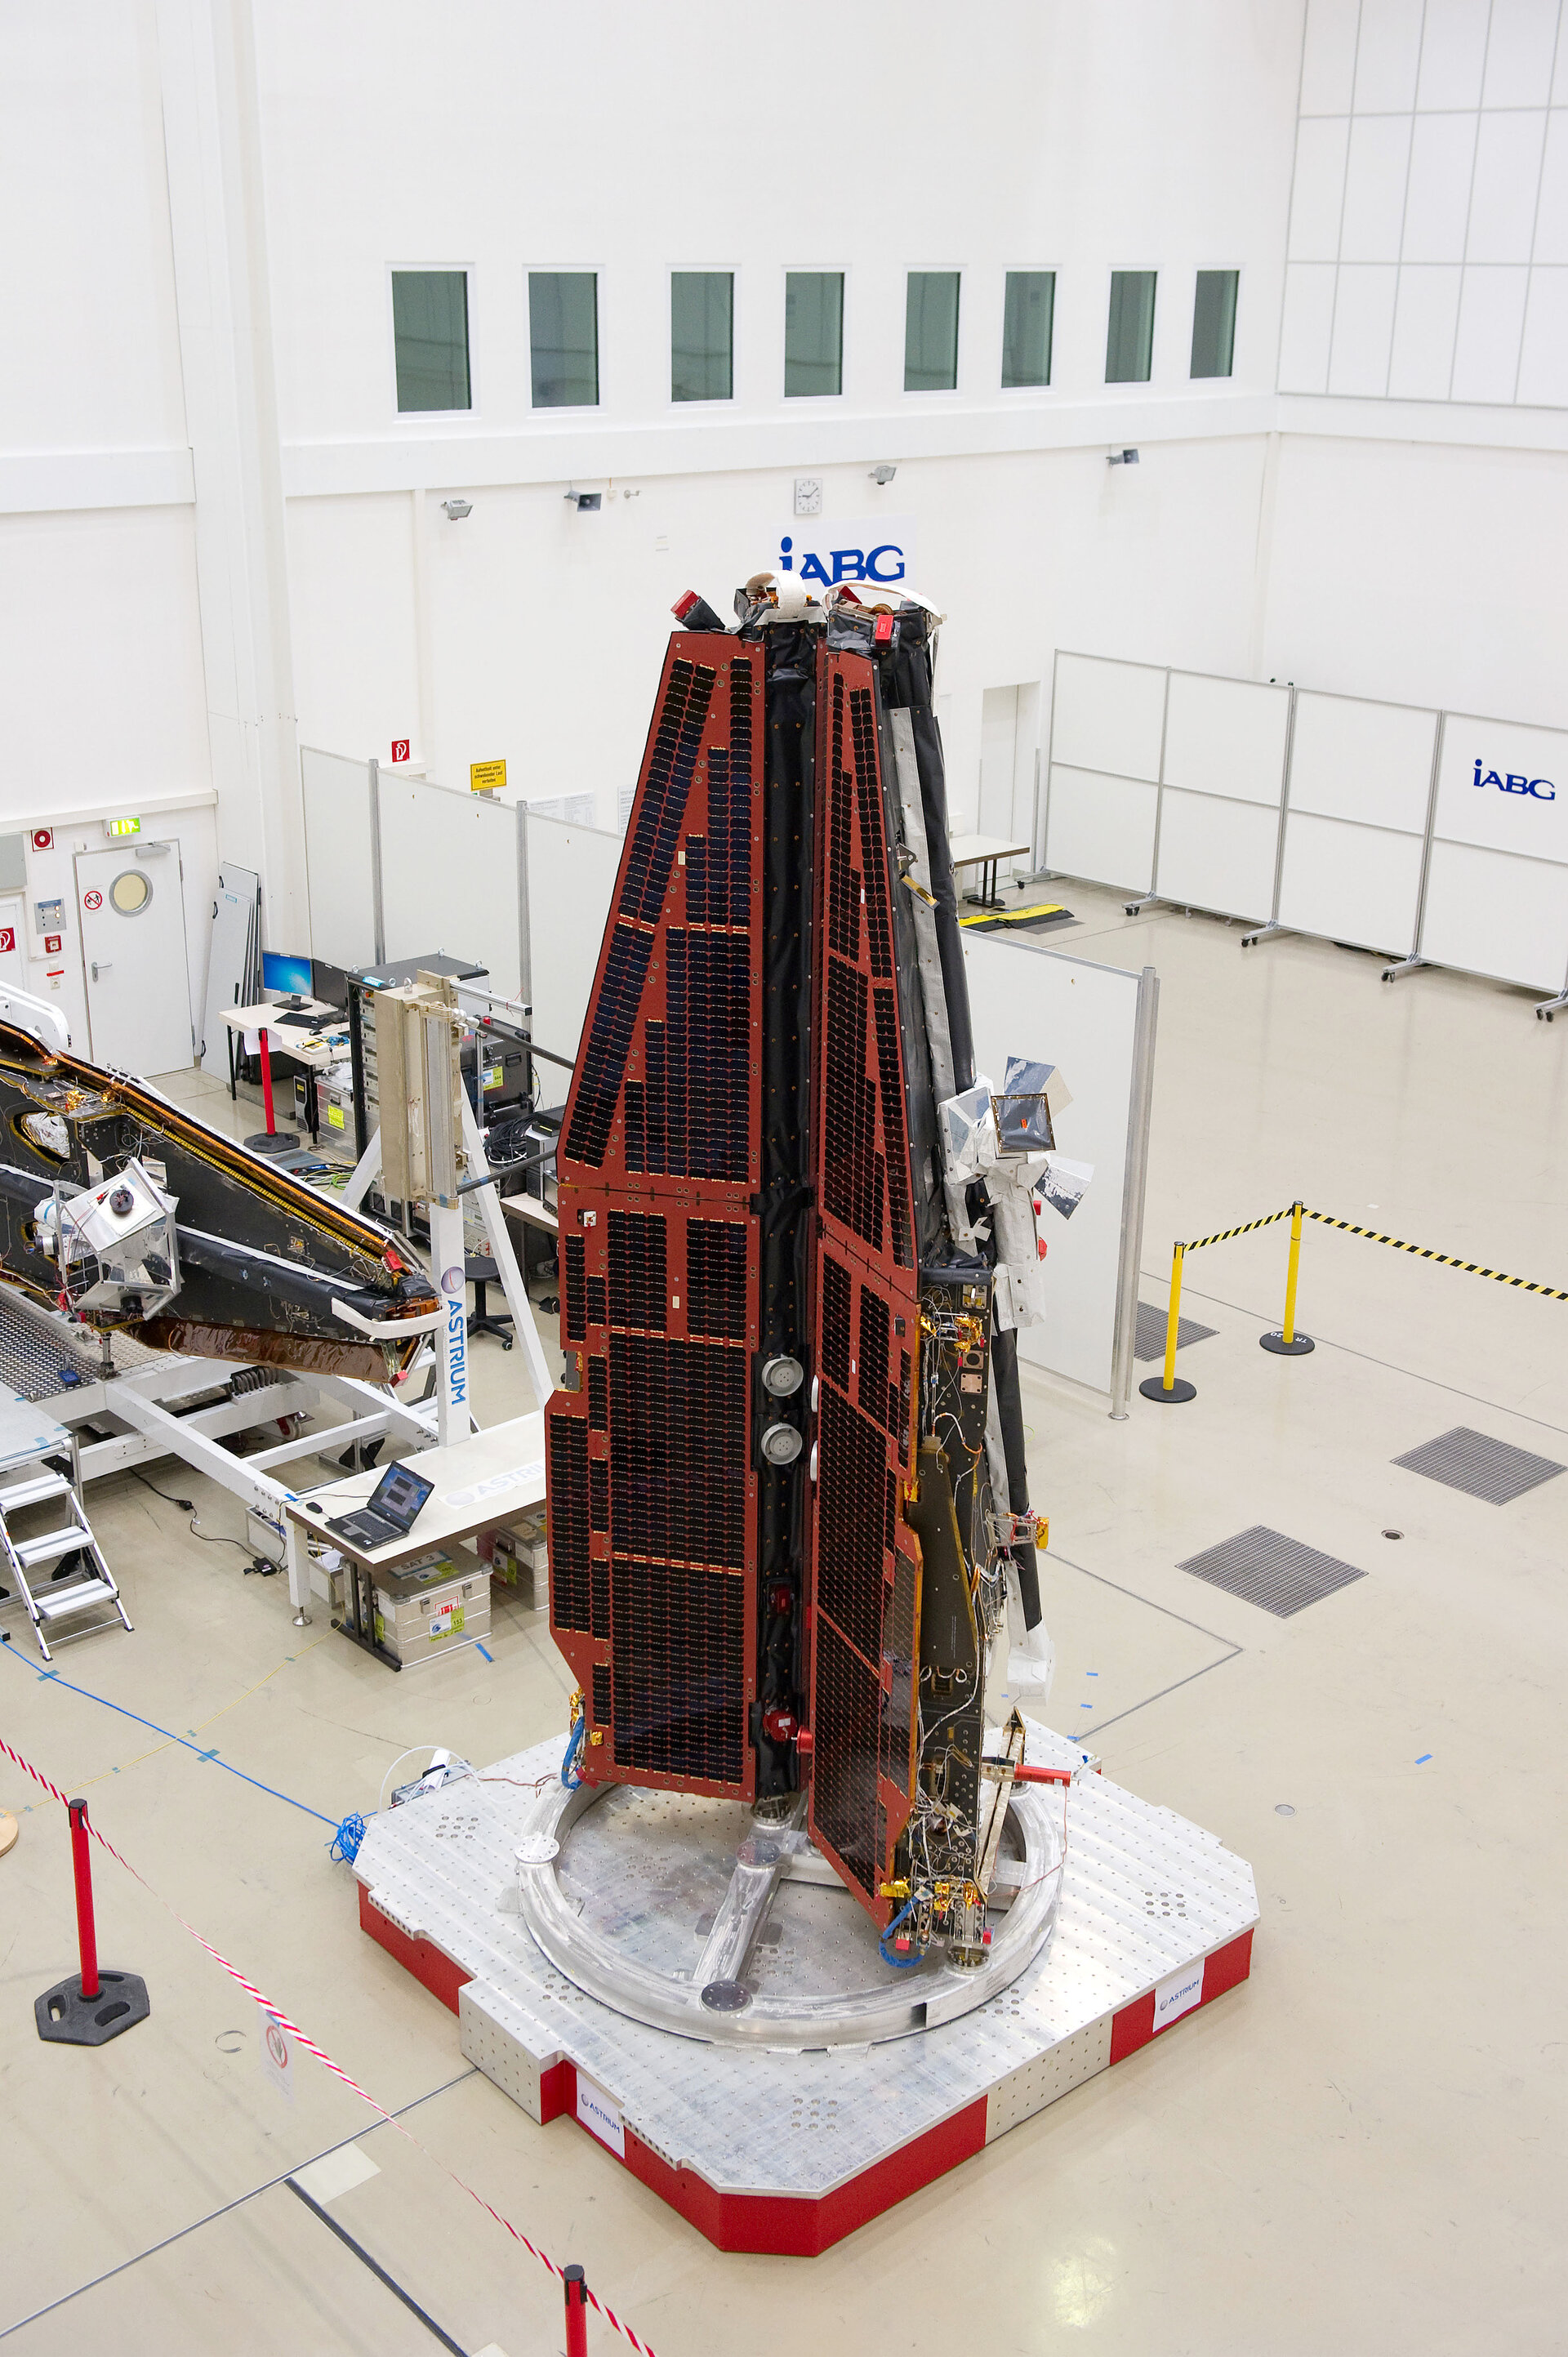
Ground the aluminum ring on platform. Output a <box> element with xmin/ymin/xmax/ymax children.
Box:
<box><xmin>511</xmin><ymin>1774</ymin><xmax>1066</xmax><ymax>2049</ymax></box>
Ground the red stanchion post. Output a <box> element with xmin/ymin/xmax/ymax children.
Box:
<box><xmin>35</xmin><ymin>1795</ymin><xmax>149</xmax><ymax>2047</ymax></box>
<box><xmin>259</xmin><ymin>1026</ymin><xmax>276</xmax><ymax>1133</ymax></box>
<box><xmin>564</xmin><ymin>2263</ymin><xmax>589</xmax><ymax>2357</ymax></box>
<box><xmin>69</xmin><ymin>1798</ymin><xmax>100</xmax><ymax>2001</ymax></box>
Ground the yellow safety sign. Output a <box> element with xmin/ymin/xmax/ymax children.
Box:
<box><xmin>470</xmin><ymin>759</ymin><xmax>507</xmax><ymax>795</ymax></box>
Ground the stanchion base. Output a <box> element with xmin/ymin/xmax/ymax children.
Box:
<box><xmin>1138</xmin><ymin>1376</ymin><xmax>1197</xmax><ymax>1404</ymax></box>
<box><xmin>1259</xmin><ymin>1332</ymin><xmax>1315</xmax><ymax>1357</ymax></box>
<box><xmin>35</xmin><ymin>1967</ymin><xmax>150</xmax><ymax>2047</ymax></box>
<box><xmin>244</xmin><ymin>1131</ymin><xmax>296</xmax><ymax>1157</ymax></box>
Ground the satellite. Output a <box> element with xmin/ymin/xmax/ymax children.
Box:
<box><xmin>548</xmin><ymin>577</ymin><xmax>1058</xmax><ymax>1964</ymax></box>
<box><xmin>0</xmin><ymin>1002</ymin><xmax>439</xmax><ymax>1382</ymax></box>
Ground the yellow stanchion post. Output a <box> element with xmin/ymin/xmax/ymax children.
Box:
<box><xmin>1260</xmin><ymin>1201</ymin><xmax>1315</xmax><ymax>1357</ymax></box>
<box><xmin>1138</xmin><ymin>1241</ymin><xmax>1198</xmax><ymax>1403</ymax></box>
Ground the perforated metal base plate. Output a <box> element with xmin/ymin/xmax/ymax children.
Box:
<box><xmin>1178</xmin><ymin>1524</ymin><xmax>1365</xmax><ymax>1615</ymax></box>
<box><xmin>0</xmin><ymin>1290</ymin><xmax>155</xmax><ymax>1404</ymax></box>
<box><xmin>1392</xmin><ymin>1425</ymin><xmax>1565</xmax><ymax>1505</ymax></box>
<box><xmin>354</xmin><ymin>1722</ymin><xmax>1258</xmax><ymax>2252</ymax></box>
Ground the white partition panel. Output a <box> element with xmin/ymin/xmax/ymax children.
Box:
<box><xmin>301</xmin><ymin>747</ymin><xmax>376</xmax><ymax>970</ymax></box>
<box><xmin>525</xmin><ymin>811</ymin><xmax>622</xmax><ymax>1065</ymax></box>
<box><xmin>380</xmin><ymin>777</ymin><xmax>523</xmax><ymax>996</ymax></box>
<box><xmin>1276</xmin><ymin>692</ymin><xmax>1437</xmax><ymax>954</ymax></box>
<box><xmin>962</xmin><ymin>933</ymin><xmax>1156</xmax><ymax>1402</ymax></box>
<box><xmin>1161</xmin><ymin>672</ymin><xmax>1289</xmax><ymax>805</ymax></box>
<box><xmin>1152</xmin><ymin>673</ymin><xmax>1289</xmax><ymax>920</ymax></box>
<box><xmin>1050</xmin><ymin>653</ymin><xmax>1167</xmax><ymax>779</ymax></box>
<box><xmin>1152</xmin><ymin>789</ymin><xmax>1279</xmax><ymax>919</ymax></box>
<box><xmin>1417</xmin><ymin>714</ymin><xmax>1568</xmax><ymax>989</ymax></box>
<box><xmin>1419</xmin><ymin>843</ymin><xmax>1568</xmax><ymax>991</ymax></box>
<box><xmin>1277</xmin><ymin>813</ymin><xmax>1428</xmax><ymax>951</ymax></box>
<box><xmin>1043</xmin><ymin>766</ymin><xmax>1159</xmax><ymax>893</ymax></box>
<box><xmin>1045</xmin><ymin>653</ymin><xmax>1167</xmax><ymax>893</ymax></box>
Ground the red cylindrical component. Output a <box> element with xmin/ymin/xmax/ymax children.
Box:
<box><xmin>761</xmin><ymin>1705</ymin><xmax>799</xmax><ymax>1744</ymax></box>
<box><xmin>1010</xmin><ymin>1764</ymin><xmax>1072</xmax><ymax>1787</ymax></box>
<box><xmin>259</xmin><ymin>1027</ymin><xmax>276</xmax><ymax>1133</ymax></box>
<box><xmin>564</xmin><ymin>2264</ymin><xmax>588</xmax><ymax>2357</ymax></box>
<box><xmin>69</xmin><ymin>1798</ymin><xmax>100</xmax><ymax>2001</ymax></box>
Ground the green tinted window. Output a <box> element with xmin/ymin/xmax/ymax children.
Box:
<box><xmin>1106</xmin><ymin>270</ymin><xmax>1156</xmax><ymax>384</ymax></box>
<box><xmin>529</xmin><ymin>272</ymin><xmax>599</xmax><ymax>408</ymax></box>
<box><xmin>392</xmin><ymin>271</ymin><xmax>470</xmax><ymax>412</ymax></box>
<box><xmin>1191</xmin><ymin>270</ymin><xmax>1238</xmax><ymax>379</ymax></box>
<box><xmin>785</xmin><ymin>272</ymin><xmax>844</xmax><ymax>397</ymax></box>
<box><xmin>905</xmin><ymin>271</ymin><xmax>960</xmax><ymax>391</ymax></box>
<box><xmin>1002</xmin><ymin>271</ymin><xmax>1054</xmax><ymax>388</ymax></box>
<box><xmin>671</xmin><ymin>272</ymin><xmax>733</xmax><ymax>403</ymax></box>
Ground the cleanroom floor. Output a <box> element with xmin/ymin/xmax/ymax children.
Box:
<box><xmin>2</xmin><ymin>884</ymin><xmax>1564</xmax><ymax>2355</ymax></box>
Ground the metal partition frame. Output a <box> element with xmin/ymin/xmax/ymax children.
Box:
<box><xmin>1045</xmin><ymin>655</ymin><xmax>1568</xmax><ymax>1007</ymax></box>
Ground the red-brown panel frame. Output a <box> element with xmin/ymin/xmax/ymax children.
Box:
<box><xmin>549</xmin><ymin>633</ymin><xmax>765</xmax><ymax>1802</ymax></box>
<box><xmin>556</xmin><ymin>635</ymin><xmax>763</xmax><ymax>1202</ymax></box>
<box><xmin>804</xmin><ymin>650</ymin><xmax>924</xmax><ymax>1926</ymax></box>
<box><xmin>550</xmin><ymin>1192</ymin><xmax>759</xmax><ymax>1801</ymax></box>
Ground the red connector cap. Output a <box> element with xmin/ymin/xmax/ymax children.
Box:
<box><xmin>795</xmin><ymin>1727</ymin><xmax>814</xmax><ymax>1757</ymax></box>
<box><xmin>873</xmin><ymin>613</ymin><xmax>894</xmax><ymax>644</ymax></box>
<box><xmin>671</xmin><ymin>590</ymin><xmax>702</xmax><ymax>622</ymax></box>
<box><xmin>761</xmin><ymin>1705</ymin><xmax>800</xmax><ymax>1744</ymax></box>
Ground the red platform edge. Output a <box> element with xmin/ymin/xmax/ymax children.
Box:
<box><xmin>359</xmin><ymin>1887</ymin><xmax>1253</xmax><ymax>2256</ymax></box>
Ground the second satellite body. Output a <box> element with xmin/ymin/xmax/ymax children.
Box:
<box><xmin>547</xmin><ymin>576</ymin><xmax>1063</xmax><ymax>1963</ymax></box>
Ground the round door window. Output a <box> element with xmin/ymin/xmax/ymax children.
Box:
<box><xmin>109</xmin><ymin>869</ymin><xmax>153</xmax><ymax>916</ymax></box>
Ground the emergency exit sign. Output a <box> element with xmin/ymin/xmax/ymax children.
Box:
<box><xmin>105</xmin><ymin>815</ymin><xmax>141</xmax><ymax>839</ymax></box>
<box><xmin>470</xmin><ymin>759</ymin><xmax>506</xmax><ymax>794</ymax></box>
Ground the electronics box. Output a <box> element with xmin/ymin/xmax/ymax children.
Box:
<box><xmin>372</xmin><ymin>1557</ymin><xmax>491</xmax><ymax>1664</ymax></box>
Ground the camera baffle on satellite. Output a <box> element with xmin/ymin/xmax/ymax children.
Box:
<box><xmin>546</xmin><ymin>574</ymin><xmax>1058</xmax><ymax>1965</ymax></box>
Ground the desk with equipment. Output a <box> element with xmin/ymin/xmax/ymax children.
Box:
<box><xmin>947</xmin><ymin>832</ymin><xmax>1035</xmax><ymax>911</ymax></box>
<box><xmin>220</xmin><ymin>996</ymin><xmax>350</xmax><ymax>1152</ymax></box>
<box><xmin>284</xmin><ymin>1412</ymin><xmax>546</xmax><ymax>1670</ymax></box>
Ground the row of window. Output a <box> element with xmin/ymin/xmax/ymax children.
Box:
<box><xmin>390</xmin><ymin>267</ymin><xmax>1241</xmax><ymax>414</ymax></box>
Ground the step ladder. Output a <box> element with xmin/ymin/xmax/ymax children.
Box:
<box><xmin>0</xmin><ymin>1463</ymin><xmax>132</xmax><ymax>1662</ymax></box>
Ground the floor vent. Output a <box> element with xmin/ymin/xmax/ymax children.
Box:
<box><xmin>1178</xmin><ymin>1525</ymin><xmax>1365</xmax><ymax>1617</ymax></box>
<box><xmin>1134</xmin><ymin>1303</ymin><xmax>1217</xmax><ymax>1362</ymax></box>
<box><xmin>1392</xmin><ymin>1426</ymin><xmax>1564</xmax><ymax>1506</ymax></box>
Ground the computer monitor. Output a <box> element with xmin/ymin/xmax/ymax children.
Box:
<box><xmin>310</xmin><ymin>957</ymin><xmax>350</xmax><ymax>1012</ymax></box>
<box><xmin>263</xmin><ymin>951</ymin><xmax>314</xmax><ymax>996</ymax></box>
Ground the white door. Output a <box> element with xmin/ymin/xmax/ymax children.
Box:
<box><xmin>76</xmin><ymin>840</ymin><xmax>194</xmax><ymax>1075</ymax></box>
<box><xmin>0</xmin><ymin>892</ymin><xmax>24</xmax><ymax>987</ymax></box>
<box><xmin>980</xmin><ymin>682</ymin><xmax>1043</xmax><ymax>867</ymax></box>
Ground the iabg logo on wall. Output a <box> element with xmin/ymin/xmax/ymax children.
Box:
<box><xmin>776</xmin><ymin>515</ymin><xmax>918</xmax><ymax>590</ymax></box>
<box><xmin>1472</xmin><ymin>758</ymin><xmax>1555</xmax><ymax>801</ymax></box>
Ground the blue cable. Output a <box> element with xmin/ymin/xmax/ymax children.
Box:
<box><xmin>328</xmin><ymin>1811</ymin><xmax>368</xmax><ymax>1864</ymax></box>
<box><xmin>0</xmin><ymin>1632</ymin><xmax>337</xmax><ymax>1826</ymax></box>
<box><xmin>879</xmin><ymin>1896</ymin><xmax>923</xmax><ymax>1970</ymax></box>
<box><xmin>560</xmin><ymin>1715</ymin><xmax>586</xmax><ymax>1790</ymax></box>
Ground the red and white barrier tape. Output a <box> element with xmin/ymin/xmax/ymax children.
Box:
<box><xmin>0</xmin><ymin>1730</ymin><xmax>659</xmax><ymax>2357</ymax></box>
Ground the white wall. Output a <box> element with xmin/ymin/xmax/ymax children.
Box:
<box><xmin>6</xmin><ymin>795</ymin><xmax>219</xmax><ymax>1058</ymax></box>
<box><xmin>1281</xmin><ymin>0</ymin><xmax>1568</xmax><ymax>408</ymax></box>
<box><xmin>6</xmin><ymin>0</ymin><xmax>1568</xmax><ymax>994</ymax></box>
<box><xmin>284</xmin><ymin>436</ymin><xmax>1279</xmax><ymax>840</ymax></box>
<box><xmin>1260</xmin><ymin>431</ymin><xmax>1568</xmax><ymax>722</ymax></box>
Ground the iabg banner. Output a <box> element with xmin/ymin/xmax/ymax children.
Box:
<box><xmin>773</xmin><ymin>514</ymin><xmax>919</xmax><ymax>593</ymax></box>
<box><xmin>1433</xmin><ymin>714</ymin><xmax>1568</xmax><ymax>864</ymax></box>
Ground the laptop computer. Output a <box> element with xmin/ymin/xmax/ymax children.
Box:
<box><xmin>327</xmin><ymin>1459</ymin><xmax>435</xmax><ymax>1550</ymax></box>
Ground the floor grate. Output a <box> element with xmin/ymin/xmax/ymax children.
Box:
<box><xmin>1178</xmin><ymin>1525</ymin><xmax>1365</xmax><ymax>1617</ymax></box>
<box><xmin>1134</xmin><ymin>1303</ymin><xmax>1217</xmax><ymax>1362</ymax></box>
<box><xmin>1392</xmin><ymin>1426</ymin><xmax>1565</xmax><ymax>1506</ymax></box>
